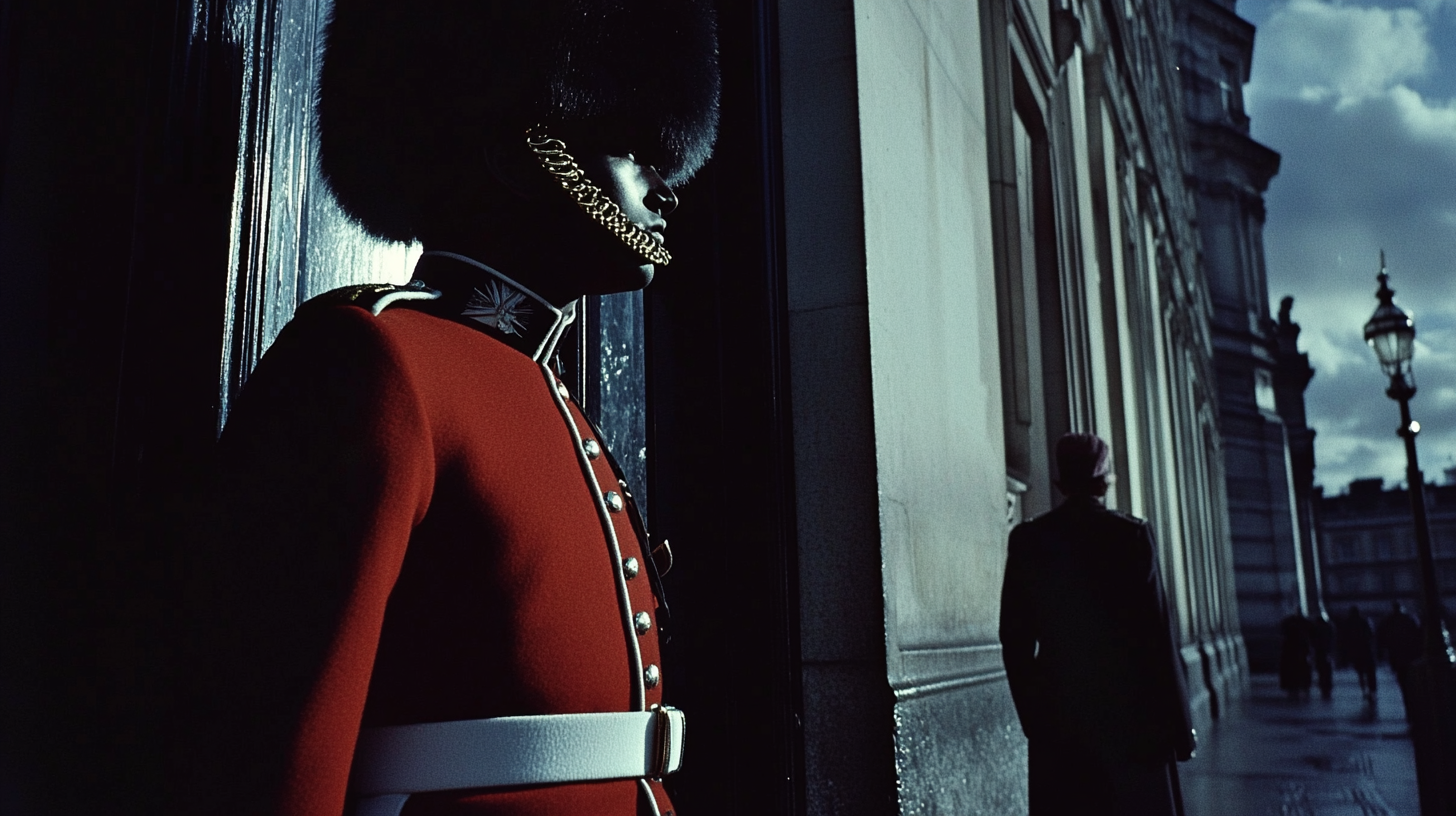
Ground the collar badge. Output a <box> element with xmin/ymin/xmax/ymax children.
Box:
<box><xmin>463</xmin><ymin>281</ymin><xmax>533</xmax><ymax>336</ymax></box>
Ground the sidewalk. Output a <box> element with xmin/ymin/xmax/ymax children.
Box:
<box><xmin>1181</xmin><ymin>667</ymin><xmax>1419</xmax><ymax>816</ymax></box>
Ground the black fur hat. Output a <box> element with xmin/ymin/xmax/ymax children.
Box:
<box><xmin>317</xmin><ymin>0</ymin><xmax>720</xmax><ymax>243</ymax></box>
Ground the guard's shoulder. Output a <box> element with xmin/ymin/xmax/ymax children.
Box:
<box><xmin>296</xmin><ymin>282</ymin><xmax>442</xmax><ymax>320</ymax></box>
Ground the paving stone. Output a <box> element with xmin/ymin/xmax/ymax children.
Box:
<box><xmin>1180</xmin><ymin>667</ymin><xmax>1418</xmax><ymax>816</ymax></box>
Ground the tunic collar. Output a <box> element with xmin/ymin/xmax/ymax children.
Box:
<box><xmin>411</xmin><ymin>251</ymin><xmax>577</xmax><ymax>364</ymax></box>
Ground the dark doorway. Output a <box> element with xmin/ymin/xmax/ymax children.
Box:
<box><xmin>645</xmin><ymin>3</ymin><xmax>805</xmax><ymax>812</ymax></box>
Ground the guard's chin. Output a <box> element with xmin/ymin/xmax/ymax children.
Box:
<box><xmin>604</xmin><ymin>251</ymin><xmax>656</xmax><ymax>292</ymax></box>
<box><xmin>577</xmin><ymin>258</ymin><xmax>655</xmax><ymax>296</ymax></box>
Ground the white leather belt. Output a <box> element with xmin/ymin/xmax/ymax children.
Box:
<box><xmin>351</xmin><ymin>706</ymin><xmax>685</xmax><ymax>816</ymax></box>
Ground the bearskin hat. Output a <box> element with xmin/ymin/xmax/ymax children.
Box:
<box><xmin>317</xmin><ymin>0</ymin><xmax>720</xmax><ymax>243</ymax></box>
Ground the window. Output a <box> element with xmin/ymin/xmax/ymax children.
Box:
<box><xmin>1218</xmin><ymin>58</ymin><xmax>1244</xmax><ymax>119</ymax></box>
<box><xmin>1254</xmin><ymin>368</ymin><xmax>1276</xmax><ymax>414</ymax></box>
<box><xmin>1394</xmin><ymin>530</ymin><xmax>1414</xmax><ymax>558</ymax></box>
<box><xmin>1373</xmin><ymin>530</ymin><xmax>1395</xmax><ymax>560</ymax></box>
<box><xmin>1348</xmin><ymin>533</ymin><xmax>1369</xmax><ymax>562</ymax></box>
<box><xmin>988</xmin><ymin>64</ymin><xmax>1071</xmax><ymax>520</ymax></box>
<box><xmin>1434</xmin><ymin>527</ymin><xmax>1456</xmax><ymax>556</ymax></box>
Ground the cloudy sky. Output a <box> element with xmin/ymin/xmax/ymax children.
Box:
<box><xmin>1238</xmin><ymin>0</ymin><xmax>1456</xmax><ymax>492</ymax></box>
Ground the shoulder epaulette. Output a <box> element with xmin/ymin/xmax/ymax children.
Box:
<box><xmin>297</xmin><ymin>282</ymin><xmax>443</xmax><ymax>319</ymax></box>
<box><xmin>1023</xmin><ymin>509</ymin><xmax>1053</xmax><ymax>524</ymax></box>
<box><xmin>1107</xmin><ymin>508</ymin><xmax>1145</xmax><ymax>525</ymax></box>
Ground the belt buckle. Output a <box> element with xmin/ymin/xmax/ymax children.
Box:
<box><xmin>649</xmin><ymin>704</ymin><xmax>683</xmax><ymax>779</ymax></box>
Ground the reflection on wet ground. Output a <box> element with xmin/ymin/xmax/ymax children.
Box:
<box><xmin>1181</xmin><ymin>667</ymin><xmax>1417</xmax><ymax>816</ymax></box>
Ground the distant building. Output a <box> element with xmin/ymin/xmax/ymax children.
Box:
<box><xmin>1178</xmin><ymin>0</ymin><xmax>1322</xmax><ymax>671</ymax></box>
<box><xmin>1318</xmin><ymin>478</ymin><xmax>1456</xmax><ymax>623</ymax></box>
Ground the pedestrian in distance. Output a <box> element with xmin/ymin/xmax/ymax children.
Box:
<box><xmin>1278</xmin><ymin>613</ymin><xmax>1314</xmax><ymax>700</ymax></box>
<box><xmin>1338</xmin><ymin>605</ymin><xmax>1379</xmax><ymax>701</ymax></box>
<box><xmin>1311</xmin><ymin>614</ymin><xmax>1335</xmax><ymax>700</ymax></box>
<box><xmin>1376</xmin><ymin>601</ymin><xmax>1423</xmax><ymax>693</ymax></box>
<box><xmin>1000</xmin><ymin>433</ymin><xmax>1197</xmax><ymax>816</ymax></box>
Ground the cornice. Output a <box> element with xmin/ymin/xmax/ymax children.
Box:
<box><xmin>1185</xmin><ymin>0</ymin><xmax>1255</xmax><ymax>54</ymax></box>
<box><xmin>1187</xmin><ymin>120</ymin><xmax>1281</xmax><ymax>189</ymax></box>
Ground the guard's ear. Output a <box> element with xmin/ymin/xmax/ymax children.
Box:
<box><xmin>484</xmin><ymin>142</ymin><xmax>560</xmax><ymax>203</ymax></box>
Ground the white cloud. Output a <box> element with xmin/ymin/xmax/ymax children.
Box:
<box><xmin>1251</xmin><ymin>0</ymin><xmax>1433</xmax><ymax>104</ymax></box>
<box><xmin>1303</xmin><ymin>322</ymin><xmax>1456</xmax><ymax>489</ymax></box>
<box><xmin>1245</xmin><ymin>0</ymin><xmax>1456</xmax><ymax>491</ymax></box>
<box><xmin>1388</xmin><ymin>85</ymin><xmax>1456</xmax><ymax>149</ymax></box>
<box><xmin>1311</xmin><ymin>434</ymin><xmax>1409</xmax><ymax>489</ymax></box>
<box><xmin>1286</xmin><ymin>294</ymin><xmax>1456</xmax><ymax>382</ymax></box>
<box><xmin>1412</xmin><ymin>328</ymin><xmax>1456</xmax><ymax>406</ymax></box>
<box><xmin>1432</xmin><ymin>385</ymin><xmax>1456</xmax><ymax>410</ymax></box>
<box><xmin>1269</xmin><ymin>272</ymin><xmax>1456</xmax><ymax>492</ymax></box>
<box><xmin>1247</xmin><ymin>0</ymin><xmax>1456</xmax><ymax>238</ymax></box>
<box><xmin>1302</xmin><ymin>323</ymin><xmax>1372</xmax><ymax>378</ymax></box>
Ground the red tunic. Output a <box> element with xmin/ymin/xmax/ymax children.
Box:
<box><xmin>201</xmin><ymin>258</ymin><xmax>673</xmax><ymax>816</ymax></box>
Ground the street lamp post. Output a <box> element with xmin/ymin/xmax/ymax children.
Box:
<box><xmin>1362</xmin><ymin>256</ymin><xmax>1456</xmax><ymax>816</ymax></box>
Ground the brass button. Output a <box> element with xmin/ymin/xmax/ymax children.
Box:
<box><xmin>644</xmin><ymin>664</ymin><xmax>660</xmax><ymax>688</ymax></box>
<box><xmin>556</xmin><ymin>381</ymin><xmax>570</xmax><ymax>399</ymax></box>
<box><xmin>622</xmin><ymin>557</ymin><xmax>640</xmax><ymax>579</ymax></box>
<box><xmin>604</xmin><ymin>491</ymin><xmax>624</xmax><ymax>512</ymax></box>
<box><xmin>582</xmin><ymin>438</ymin><xmax>601</xmax><ymax>459</ymax></box>
<box><xmin>634</xmin><ymin>610</ymin><xmax>652</xmax><ymax>635</ymax></box>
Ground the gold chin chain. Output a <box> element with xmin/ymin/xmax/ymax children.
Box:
<box><xmin>526</xmin><ymin>126</ymin><xmax>671</xmax><ymax>267</ymax></box>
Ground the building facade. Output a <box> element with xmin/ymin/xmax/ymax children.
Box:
<box><xmin>776</xmin><ymin>0</ymin><xmax>1251</xmax><ymax>807</ymax></box>
<box><xmin>1177</xmin><ymin>0</ymin><xmax>1323</xmax><ymax>670</ymax></box>
<box><xmin>1319</xmin><ymin>478</ymin><xmax>1456</xmax><ymax>624</ymax></box>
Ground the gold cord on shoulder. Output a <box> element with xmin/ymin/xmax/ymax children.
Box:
<box><xmin>526</xmin><ymin>126</ymin><xmax>672</xmax><ymax>267</ymax></box>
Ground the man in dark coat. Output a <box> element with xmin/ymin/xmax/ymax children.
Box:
<box><xmin>1377</xmin><ymin>601</ymin><xmax>1423</xmax><ymax>693</ymax></box>
<box><xmin>1278</xmin><ymin>613</ymin><xmax>1314</xmax><ymax>699</ymax></box>
<box><xmin>1000</xmin><ymin>433</ymin><xmax>1196</xmax><ymax>816</ymax></box>
<box><xmin>1339</xmin><ymin>605</ymin><xmax>1378</xmax><ymax>700</ymax></box>
<box><xmin>1311</xmin><ymin>614</ymin><xmax>1336</xmax><ymax>700</ymax></box>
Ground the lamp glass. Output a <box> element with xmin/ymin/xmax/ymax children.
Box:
<box><xmin>1364</xmin><ymin>284</ymin><xmax>1415</xmax><ymax>378</ymax></box>
<box><xmin>1367</xmin><ymin>324</ymin><xmax>1415</xmax><ymax>376</ymax></box>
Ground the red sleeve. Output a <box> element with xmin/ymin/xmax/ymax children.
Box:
<box><xmin>185</xmin><ymin>304</ymin><xmax>434</xmax><ymax>816</ymax></box>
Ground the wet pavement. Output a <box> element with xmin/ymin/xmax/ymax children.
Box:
<box><xmin>1181</xmin><ymin>666</ymin><xmax>1419</xmax><ymax>816</ymax></box>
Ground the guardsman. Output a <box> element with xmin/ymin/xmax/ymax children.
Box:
<box><xmin>183</xmin><ymin>1</ymin><xmax>719</xmax><ymax>814</ymax></box>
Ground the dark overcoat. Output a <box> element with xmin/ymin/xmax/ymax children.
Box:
<box><xmin>999</xmin><ymin>495</ymin><xmax>1194</xmax><ymax>816</ymax></box>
